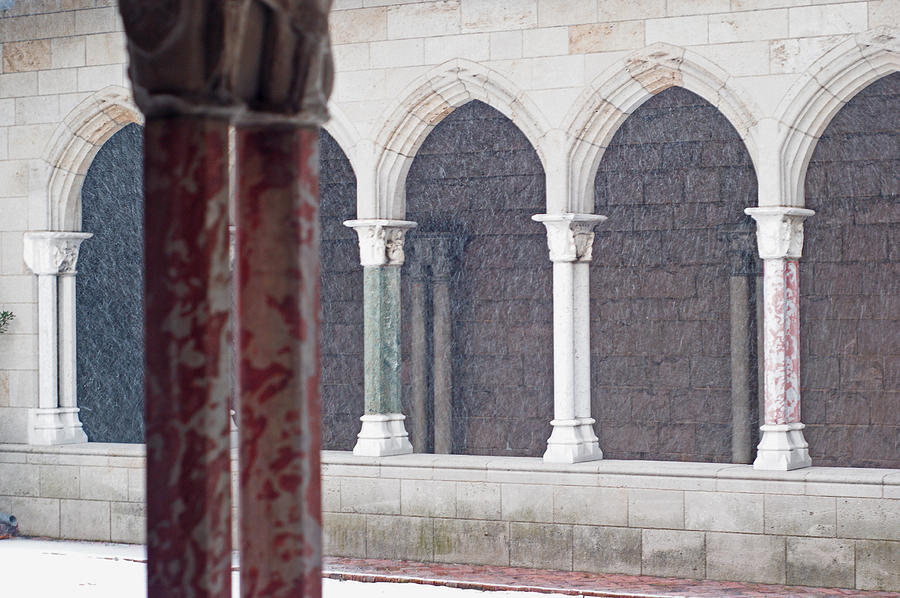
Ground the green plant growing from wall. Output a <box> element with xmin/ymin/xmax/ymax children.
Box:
<box><xmin>0</xmin><ymin>311</ymin><xmax>14</xmax><ymax>334</ymax></box>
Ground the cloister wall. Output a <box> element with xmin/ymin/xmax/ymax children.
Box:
<box><xmin>0</xmin><ymin>4</ymin><xmax>897</xmax><ymax>436</ymax></box>
<box><xmin>0</xmin><ymin>446</ymin><xmax>898</xmax><ymax>591</ymax></box>
<box><xmin>0</xmin><ymin>1</ymin><xmax>898</xmax><ymax>589</ymax></box>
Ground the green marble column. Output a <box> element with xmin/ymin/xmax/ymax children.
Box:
<box><xmin>363</xmin><ymin>265</ymin><xmax>402</xmax><ymax>415</ymax></box>
<box><xmin>345</xmin><ymin>219</ymin><xmax>416</xmax><ymax>456</ymax></box>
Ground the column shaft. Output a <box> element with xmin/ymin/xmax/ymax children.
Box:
<box><xmin>762</xmin><ymin>258</ymin><xmax>802</xmax><ymax>425</ymax></box>
<box><xmin>409</xmin><ymin>277</ymin><xmax>428</xmax><ymax>452</ymax></box>
<box><xmin>552</xmin><ymin>261</ymin><xmax>576</xmax><ymax>422</ymax></box>
<box><xmin>57</xmin><ymin>274</ymin><xmax>77</xmax><ymax>408</ymax></box>
<box><xmin>432</xmin><ymin>277</ymin><xmax>452</xmax><ymax>454</ymax></box>
<box><xmin>363</xmin><ymin>265</ymin><xmax>402</xmax><ymax>414</ymax></box>
<box><xmin>756</xmin><ymin>274</ymin><xmax>765</xmax><ymax>435</ymax></box>
<box><xmin>144</xmin><ymin>116</ymin><xmax>232</xmax><ymax>597</ymax></box>
<box><xmin>729</xmin><ymin>275</ymin><xmax>752</xmax><ymax>464</ymax></box>
<box><xmin>235</xmin><ymin>125</ymin><xmax>322</xmax><ymax>598</ymax></box>
<box><xmin>573</xmin><ymin>262</ymin><xmax>593</xmax><ymax>422</ymax></box>
<box><xmin>37</xmin><ymin>274</ymin><xmax>58</xmax><ymax>410</ymax></box>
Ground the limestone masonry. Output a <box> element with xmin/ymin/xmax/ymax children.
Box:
<box><xmin>0</xmin><ymin>0</ymin><xmax>897</xmax><ymax>592</ymax></box>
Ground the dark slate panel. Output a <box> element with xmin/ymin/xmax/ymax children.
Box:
<box><xmin>77</xmin><ymin>123</ymin><xmax>145</xmax><ymax>443</ymax></box>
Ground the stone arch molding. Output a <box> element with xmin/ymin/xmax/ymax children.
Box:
<box><xmin>774</xmin><ymin>27</ymin><xmax>899</xmax><ymax>207</ymax></box>
<box><xmin>565</xmin><ymin>43</ymin><xmax>760</xmax><ymax>213</ymax></box>
<box><xmin>323</xmin><ymin>101</ymin><xmax>362</xmax><ymax>178</ymax></box>
<box><xmin>45</xmin><ymin>85</ymin><xmax>143</xmax><ymax>232</ymax></box>
<box><xmin>371</xmin><ymin>59</ymin><xmax>553</xmax><ymax>219</ymax></box>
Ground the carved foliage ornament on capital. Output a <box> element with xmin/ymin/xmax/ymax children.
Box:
<box><xmin>23</xmin><ymin>232</ymin><xmax>93</xmax><ymax>276</ymax></box>
<box><xmin>744</xmin><ymin>207</ymin><xmax>815</xmax><ymax>260</ymax></box>
<box><xmin>119</xmin><ymin>0</ymin><xmax>334</xmax><ymax>123</ymax></box>
<box><xmin>532</xmin><ymin>214</ymin><xmax>607</xmax><ymax>263</ymax></box>
<box><xmin>344</xmin><ymin>219</ymin><xmax>417</xmax><ymax>267</ymax></box>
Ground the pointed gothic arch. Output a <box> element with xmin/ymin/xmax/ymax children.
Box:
<box><xmin>565</xmin><ymin>43</ymin><xmax>760</xmax><ymax>213</ymax></box>
<box><xmin>323</xmin><ymin>101</ymin><xmax>361</xmax><ymax>179</ymax></box>
<box><xmin>775</xmin><ymin>27</ymin><xmax>899</xmax><ymax>207</ymax></box>
<box><xmin>371</xmin><ymin>59</ymin><xmax>552</xmax><ymax>219</ymax></box>
<box><xmin>44</xmin><ymin>86</ymin><xmax>143</xmax><ymax>232</ymax></box>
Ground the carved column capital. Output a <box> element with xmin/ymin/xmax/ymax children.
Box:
<box><xmin>119</xmin><ymin>0</ymin><xmax>334</xmax><ymax>124</ymax></box>
<box><xmin>532</xmin><ymin>213</ymin><xmax>607</xmax><ymax>263</ymax></box>
<box><xmin>118</xmin><ymin>1</ymin><xmax>233</xmax><ymax>117</ymax></box>
<box><xmin>228</xmin><ymin>0</ymin><xmax>334</xmax><ymax>126</ymax></box>
<box><xmin>744</xmin><ymin>207</ymin><xmax>814</xmax><ymax>260</ymax></box>
<box><xmin>23</xmin><ymin>232</ymin><xmax>93</xmax><ymax>276</ymax></box>
<box><xmin>344</xmin><ymin>219</ymin><xmax>416</xmax><ymax>267</ymax></box>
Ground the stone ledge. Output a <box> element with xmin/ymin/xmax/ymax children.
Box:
<box><xmin>0</xmin><ymin>445</ymin><xmax>896</xmax><ymax>497</ymax></box>
<box><xmin>322</xmin><ymin>451</ymin><xmax>900</xmax><ymax>498</ymax></box>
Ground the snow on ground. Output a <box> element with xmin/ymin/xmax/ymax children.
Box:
<box><xmin>0</xmin><ymin>539</ymin><xmax>572</xmax><ymax>597</ymax></box>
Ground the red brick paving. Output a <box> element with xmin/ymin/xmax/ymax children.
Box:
<box><xmin>323</xmin><ymin>557</ymin><xmax>899</xmax><ymax>597</ymax></box>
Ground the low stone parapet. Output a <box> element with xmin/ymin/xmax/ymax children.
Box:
<box><xmin>0</xmin><ymin>445</ymin><xmax>897</xmax><ymax>592</ymax></box>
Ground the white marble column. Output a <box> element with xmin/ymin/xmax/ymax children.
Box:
<box><xmin>532</xmin><ymin>213</ymin><xmax>606</xmax><ymax>463</ymax></box>
<box><xmin>345</xmin><ymin>219</ymin><xmax>416</xmax><ymax>456</ymax></box>
<box><xmin>23</xmin><ymin>231</ymin><xmax>92</xmax><ymax>445</ymax></box>
<box><xmin>745</xmin><ymin>207</ymin><xmax>814</xmax><ymax>470</ymax></box>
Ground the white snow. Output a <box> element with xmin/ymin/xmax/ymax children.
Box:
<box><xmin>0</xmin><ymin>539</ymin><xmax>573</xmax><ymax>597</ymax></box>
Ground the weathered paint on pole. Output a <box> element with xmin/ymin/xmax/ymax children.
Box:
<box><xmin>144</xmin><ymin>116</ymin><xmax>233</xmax><ymax>597</ymax></box>
<box><xmin>235</xmin><ymin>125</ymin><xmax>322</xmax><ymax>598</ymax></box>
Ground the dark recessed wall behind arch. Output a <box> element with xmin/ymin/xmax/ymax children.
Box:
<box><xmin>801</xmin><ymin>72</ymin><xmax>900</xmax><ymax>468</ymax></box>
<box><xmin>76</xmin><ymin>127</ymin><xmax>364</xmax><ymax>447</ymax></box>
<box><xmin>319</xmin><ymin>130</ymin><xmax>364</xmax><ymax>450</ymax></box>
<box><xmin>404</xmin><ymin>100</ymin><xmax>551</xmax><ymax>456</ymax></box>
<box><xmin>591</xmin><ymin>87</ymin><xmax>759</xmax><ymax>462</ymax></box>
<box><xmin>77</xmin><ymin>123</ymin><xmax>145</xmax><ymax>442</ymax></box>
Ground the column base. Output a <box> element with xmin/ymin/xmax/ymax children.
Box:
<box><xmin>353</xmin><ymin>414</ymin><xmax>413</xmax><ymax>457</ymax></box>
<box><xmin>28</xmin><ymin>407</ymin><xmax>88</xmax><ymax>445</ymax></box>
<box><xmin>543</xmin><ymin>419</ymin><xmax>603</xmax><ymax>464</ymax></box>
<box><xmin>753</xmin><ymin>422</ymin><xmax>812</xmax><ymax>471</ymax></box>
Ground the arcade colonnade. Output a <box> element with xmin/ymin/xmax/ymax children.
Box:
<box><xmin>23</xmin><ymin>28</ymin><xmax>899</xmax><ymax>474</ymax></box>
<box><xmin>333</xmin><ymin>31</ymin><xmax>899</xmax><ymax>471</ymax></box>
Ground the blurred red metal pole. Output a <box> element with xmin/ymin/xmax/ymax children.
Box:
<box><xmin>235</xmin><ymin>125</ymin><xmax>322</xmax><ymax>598</ymax></box>
<box><xmin>144</xmin><ymin>115</ymin><xmax>233</xmax><ymax>597</ymax></box>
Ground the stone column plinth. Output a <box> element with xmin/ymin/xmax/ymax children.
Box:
<box><xmin>745</xmin><ymin>206</ymin><xmax>814</xmax><ymax>471</ymax></box>
<box><xmin>345</xmin><ymin>219</ymin><xmax>416</xmax><ymax>457</ymax></box>
<box><xmin>532</xmin><ymin>213</ymin><xmax>606</xmax><ymax>463</ymax></box>
<box><xmin>23</xmin><ymin>231</ymin><xmax>92</xmax><ymax>445</ymax></box>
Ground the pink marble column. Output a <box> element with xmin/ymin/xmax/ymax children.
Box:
<box><xmin>144</xmin><ymin>117</ymin><xmax>233</xmax><ymax>596</ymax></box>
<box><xmin>745</xmin><ymin>207</ymin><xmax>814</xmax><ymax>471</ymax></box>
<box><xmin>235</xmin><ymin>126</ymin><xmax>322</xmax><ymax>598</ymax></box>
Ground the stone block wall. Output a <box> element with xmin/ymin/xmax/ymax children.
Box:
<box><xmin>403</xmin><ymin>100</ymin><xmax>552</xmax><ymax>456</ymax></box>
<box><xmin>801</xmin><ymin>72</ymin><xmax>900</xmax><ymax>469</ymax></box>
<box><xmin>321</xmin><ymin>452</ymin><xmax>900</xmax><ymax>592</ymax></box>
<box><xmin>320</xmin><ymin>130</ymin><xmax>365</xmax><ymax>451</ymax></box>
<box><xmin>0</xmin><ymin>443</ymin><xmax>145</xmax><ymax>543</ymax></box>
<box><xmin>590</xmin><ymin>87</ymin><xmax>758</xmax><ymax>463</ymax></box>
<box><xmin>2</xmin><ymin>444</ymin><xmax>898</xmax><ymax>592</ymax></box>
<box><xmin>76</xmin><ymin>122</ymin><xmax>143</xmax><ymax>443</ymax></box>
